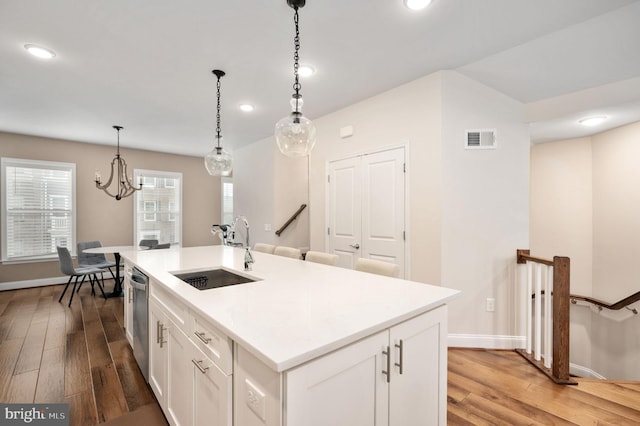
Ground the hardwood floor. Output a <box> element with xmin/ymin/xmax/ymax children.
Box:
<box><xmin>1</xmin><ymin>283</ymin><xmax>639</xmax><ymax>425</ymax></box>
<box><xmin>0</xmin><ymin>282</ymin><xmax>163</xmax><ymax>425</ymax></box>
<box><xmin>448</xmin><ymin>348</ymin><xmax>640</xmax><ymax>425</ymax></box>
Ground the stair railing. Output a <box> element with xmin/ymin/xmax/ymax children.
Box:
<box><xmin>275</xmin><ymin>204</ymin><xmax>307</xmax><ymax>237</ymax></box>
<box><xmin>516</xmin><ymin>249</ymin><xmax>576</xmax><ymax>385</ymax></box>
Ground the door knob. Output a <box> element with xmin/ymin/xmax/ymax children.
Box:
<box><xmin>349</xmin><ymin>243</ymin><xmax>360</xmax><ymax>249</ymax></box>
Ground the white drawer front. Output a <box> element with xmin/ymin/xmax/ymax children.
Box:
<box><xmin>191</xmin><ymin>312</ymin><xmax>233</xmax><ymax>375</ymax></box>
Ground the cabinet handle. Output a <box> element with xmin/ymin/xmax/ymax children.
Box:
<box><xmin>194</xmin><ymin>331</ymin><xmax>212</xmax><ymax>344</ymax></box>
<box><xmin>157</xmin><ymin>320</ymin><xmax>167</xmax><ymax>348</ymax></box>
<box><xmin>192</xmin><ymin>359</ymin><xmax>209</xmax><ymax>374</ymax></box>
<box><xmin>382</xmin><ymin>346</ymin><xmax>391</xmax><ymax>383</ymax></box>
<box><xmin>394</xmin><ymin>340</ymin><xmax>404</xmax><ymax>374</ymax></box>
<box><xmin>128</xmin><ymin>287</ymin><xmax>133</xmax><ymax>303</ymax></box>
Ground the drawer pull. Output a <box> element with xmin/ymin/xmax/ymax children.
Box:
<box><xmin>394</xmin><ymin>340</ymin><xmax>404</xmax><ymax>374</ymax></box>
<box><xmin>382</xmin><ymin>346</ymin><xmax>391</xmax><ymax>383</ymax></box>
<box><xmin>192</xmin><ymin>359</ymin><xmax>209</xmax><ymax>374</ymax></box>
<box><xmin>194</xmin><ymin>331</ymin><xmax>212</xmax><ymax>344</ymax></box>
<box><xmin>157</xmin><ymin>320</ymin><xmax>167</xmax><ymax>348</ymax></box>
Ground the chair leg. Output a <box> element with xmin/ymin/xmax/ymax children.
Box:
<box><xmin>95</xmin><ymin>274</ymin><xmax>108</xmax><ymax>299</ymax></box>
<box><xmin>58</xmin><ymin>276</ymin><xmax>74</xmax><ymax>304</ymax></box>
<box><xmin>68</xmin><ymin>276</ymin><xmax>83</xmax><ymax>307</ymax></box>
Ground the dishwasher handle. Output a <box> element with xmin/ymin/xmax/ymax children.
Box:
<box><xmin>131</xmin><ymin>281</ymin><xmax>147</xmax><ymax>291</ymax></box>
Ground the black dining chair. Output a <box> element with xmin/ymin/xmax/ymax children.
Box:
<box><xmin>139</xmin><ymin>239</ymin><xmax>158</xmax><ymax>249</ymax></box>
<box><xmin>57</xmin><ymin>246</ymin><xmax>107</xmax><ymax>307</ymax></box>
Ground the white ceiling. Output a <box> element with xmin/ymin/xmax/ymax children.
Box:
<box><xmin>2</xmin><ymin>0</ymin><xmax>640</xmax><ymax>156</ymax></box>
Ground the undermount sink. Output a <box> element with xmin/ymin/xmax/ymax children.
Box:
<box><xmin>172</xmin><ymin>268</ymin><xmax>257</xmax><ymax>290</ymax></box>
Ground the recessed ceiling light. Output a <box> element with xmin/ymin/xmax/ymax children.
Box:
<box><xmin>404</xmin><ymin>0</ymin><xmax>433</xmax><ymax>11</ymax></box>
<box><xmin>239</xmin><ymin>104</ymin><xmax>255</xmax><ymax>112</ymax></box>
<box><xmin>578</xmin><ymin>116</ymin><xmax>608</xmax><ymax>127</ymax></box>
<box><xmin>24</xmin><ymin>44</ymin><xmax>56</xmax><ymax>59</ymax></box>
<box><xmin>298</xmin><ymin>65</ymin><xmax>315</xmax><ymax>77</ymax></box>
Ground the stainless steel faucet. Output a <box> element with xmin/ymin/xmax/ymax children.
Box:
<box><xmin>244</xmin><ymin>247</ymin><xmax>254</xmax><ymax>271</ymax></box>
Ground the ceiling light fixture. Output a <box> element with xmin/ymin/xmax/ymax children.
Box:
<box><xmin>24</xmin><ymin>44</ymin><xmax>56</xmax><ymax>59</ymax></box>
<box><xmin>95</xmin><ymin>126</ymin><xmax>142</xmax><ymax>200</ymax></box>
<box><xmin>404</xmin><ymin>0</ymin><xmax>433</xmax><ymax>11</ymax></box>
<box><xmin>578</xmin><ymin>115</ymin><xmax>608</xmax><ymax>127</ymax></box>
<box><xmin>239</xmin><ymin>104</ymin><xmax>255</xmax><ymax>112</ymax></box>
<box><xmin>204</xmin><ymin>69</ymin><xmax>233</xmax><ymax>176</ymax></box>
<box><xmin>275</xmin><ymin>0</ymin><xmax>317</xmax><ymax>157</ymax></box>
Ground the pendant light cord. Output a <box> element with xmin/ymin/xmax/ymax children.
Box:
<box><xmin>293</xmin><ymin>7</ymin><xmax>301</xmax><ymax>113</ymax></box>
<box><xmin>216</xmin><ymin>73</ymin><xmax>222</xmax><ymax>148</ymax></box>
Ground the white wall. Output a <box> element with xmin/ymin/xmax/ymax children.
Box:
<box><xmin>440</xmin><ymin>71</ymin><xmax>529</xmax><ymax>337</ymax></box>
<box><xmin>233</xmin><ymin>136</ymin><xmax>310</xmax><ymax>251</ymax></box>
<box><xmin>309</xmin><ymin>72</ymin><xmax>443</xmax><ymax>285</ymax></box>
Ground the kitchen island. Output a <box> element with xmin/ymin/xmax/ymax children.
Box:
<box><xmin>122</xmin><ymin>245</ymin><xmax>459</xmax><ymax>426</ymax></box>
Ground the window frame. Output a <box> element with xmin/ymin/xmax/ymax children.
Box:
<box><xmin>1</xmin><ymin>157</ymin><xmax>77</xmax><ymax>263</ymax></box>
<box><xmin>133</xmin><ymin>169</ymin><xmax>182</xmax><ymax>247</ymax></box>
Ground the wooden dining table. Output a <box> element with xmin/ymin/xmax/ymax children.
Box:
<box><xmin>82</xmin><ymin>245</ymin><xmax>149</xmax><ymax>297</ymax></box>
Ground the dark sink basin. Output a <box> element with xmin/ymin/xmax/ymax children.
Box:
<box><xmin>172</xmin><ymin>268</ymin><xmax>256</xmax><ymax>290</ymax></box>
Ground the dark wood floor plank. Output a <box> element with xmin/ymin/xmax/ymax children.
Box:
<box><xmin>109</xmin><ymin>338</ymin><xmax>155</xmax><ymax>411</ymax></box>
<box><xmin>99</xmin><ymin>303</ymin><xmax>126</xmax><ymax>344</ymax></box>
<box><xmin>64</xmin><ymin>330</ymin><xmax>92</xmax><ymax>396</ymax></box>
<box><xmin>91</xmin><ymin>364</ymin><xmax>129</xmax><ymax>423</ymax></box>
<box><xmin>65</xmin><ymin>391</ymin><xmax>98</xmax><ymax>426</ymax></box>
<box><xmin>81</xmin><ymin>295</ymin><xmax>114</xmax><ymax>369</ymax></box>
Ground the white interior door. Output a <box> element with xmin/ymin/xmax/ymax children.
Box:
<box><xmin>327</xmin><ymin>157</ymin><xmax>362</xmax><ymax>269</ymax></box>
<box><xmin>361</xmin><ymin>149</ymin><xmax>405</xmax><ymax>272</ymax></box>
<box><xmin>327</xmin><ymin>147</ymin><xmax>405</xmax><ymax>277</ymax></box>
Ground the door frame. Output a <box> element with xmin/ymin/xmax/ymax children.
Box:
<box><xmin>325</xmin><ymin>141</ymin><xmax>411</xmax><ymax>278</ymax></box>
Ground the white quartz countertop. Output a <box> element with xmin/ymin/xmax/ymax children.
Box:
<box><xmin>122</xmin><ymin>245</ymin><xmax>459</xmax><ymax>372</ymax></box>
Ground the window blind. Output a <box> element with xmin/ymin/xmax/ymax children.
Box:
<box><xmin>221</xmin><ymin>177</ymin><xmax>234</xmax><ymax>225</ymax></box>
<box><xmin>2</xmin><ymin>158</ymin><xmax>76</xmax><ymax>261</ymax></box>
<box><xmin>134</xmin><ymin>170</ymin><xmax>182</xmax><ymax>246</ymax></box>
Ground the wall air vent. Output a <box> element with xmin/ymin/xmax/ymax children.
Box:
<box><xmin>465</xmin><ymin>129</ymin><xmax>497</xmax><ymax>150</ymax></box>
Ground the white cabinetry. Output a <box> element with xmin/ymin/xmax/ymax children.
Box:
<box><xmin>237</xmin><ymin>306</ymin><xmax>449</xmax><ymax>426</ymax></box>
<box><xmin>149</xmin><ymin>283</ymin><xmax>232</xmax><ymax>426</ymax></box>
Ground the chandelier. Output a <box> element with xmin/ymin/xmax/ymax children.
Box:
<box><xmin>275</xmin><ymin>0</ymin><xmax>316</xmax><ymax>157</ymax></box>
<box><xmin>94</xmin><ymin>125</ymin><xmax>142</xmax><ymax>200</ymax></box>
<box><xmin>204</xmin><ymin>69</ymin><xmax>233</xmax><ymax>176</ymax></box>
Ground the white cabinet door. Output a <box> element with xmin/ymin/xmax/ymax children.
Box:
<box><xmin>166</xmin><ymin>321</ymin><xmax>194</xmax><ymax>426</ymax></box>
<box><xmin>192</xmin><ymin>343</ymin><xmax>232</xmax><ymax>426</ymax></box>
<box><xmin>285</xmin><ymin>330</ymin><xmax>389</xmax><ymax>426</ymax></box>
<box><xmin>389</xmin><ymin>306</ymin><xmax>448</xmax><ymax>426</ymax></box>
<box><xmin>149</xmin><ymin>299</ymin><xmax>168</xmax><ymax>408</ymax></box>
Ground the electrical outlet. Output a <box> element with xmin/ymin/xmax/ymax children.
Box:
<box><xmin>486</xmin><ymin>298</ymin><xmax>495</xmax><ymax>312</ymax></box>
<box><xmin>264</xmin><ymin>224</ymin><xmax>272</xmax><ymax>232</ymax></box>
<box><xmin>245</xmin><ymin>379</ymin><xmax>266</xmax><ymax>421</ymax></box>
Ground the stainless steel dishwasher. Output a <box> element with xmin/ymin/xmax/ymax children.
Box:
<box><xmin>130</xmin><ymin>267</ymin><xmax>149</xmax><ymax>381</ymax></box>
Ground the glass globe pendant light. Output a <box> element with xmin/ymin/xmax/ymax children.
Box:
<box><xmin>204</xmin><ymin>69</ymin><xmax>233</xmax><ymax>176</ymax></box>
<box><xmin>275</xmin><ymin>0</ymin><xmax>316</xmax><ymax>157</ymax></box>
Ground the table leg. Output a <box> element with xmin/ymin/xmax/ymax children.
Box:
<box><xmin>107</xmin><ymin>252</ymin><xmax>124</xmax><ymax>298</ymax></box>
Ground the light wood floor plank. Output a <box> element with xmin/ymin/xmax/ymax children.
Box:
<box><xmin>34</xmin><ymin>345</ymin><xmax>65</xmax><ymax>403</ymax></box>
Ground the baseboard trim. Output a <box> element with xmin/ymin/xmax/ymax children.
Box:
<box><xmin>570</xmin><ymin>363</ymin><xmax>607</xmax><ymax>379</ymax></box>
<box><xmin>0</xmin><ymin>276</ymin><xmax>68</xmax><ymax>291</ymax></box>
<box><xmin>448</xmin><ymin>333</ymin><xmax>525</xmax><ymax>350</ymax></box>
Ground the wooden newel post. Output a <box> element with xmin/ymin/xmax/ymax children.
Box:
<box><xmin>552</xmin><ymin>256</ymin><xmax>571</xmax><ymax>381</ymax></box>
